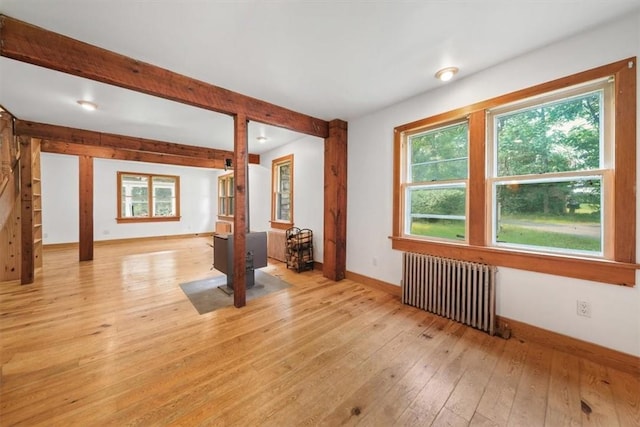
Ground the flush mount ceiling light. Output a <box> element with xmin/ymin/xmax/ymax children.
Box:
<box><xmin>435</xmin><ymin>67</ymin><xmax>459</xmax><ymax>82</ymax></box>
<box><xmin>256</xmin><ymin>136</ymin><xmax>268</xmax><ymax>143</ymax></box>
<box><xmin>77</xmin><ymin>100</ymin><xmax>98</xmax><ymax>111</ymax></box>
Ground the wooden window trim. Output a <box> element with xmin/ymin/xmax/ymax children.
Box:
<box><xmin>270</xmin><ymin>154</ymin><xmax>294</xmax><ymax>229</ymax></box>
<box><xmin>117</xmin><ymin>171</ymin><xmax>180</xmax><ymax>223</ymax></box>
<box><xmin>393</xmin><ymin>57</ymin><xmax>637</xmax><ymax>286</ymax></box>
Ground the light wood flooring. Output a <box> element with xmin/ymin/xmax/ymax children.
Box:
<box><xmin>1</xmin><ymin>237</ymin><xmax>638</xmax><ymax>426</ymax></box>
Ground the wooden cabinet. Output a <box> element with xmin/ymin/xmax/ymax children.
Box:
<box><xmin>285</xmin><ymin>227</ymin><xmax>313</xmax><ymax>272</ymax></box>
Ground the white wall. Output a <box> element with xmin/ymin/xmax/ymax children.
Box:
<box><xmin>347</xmin><ymin>12</ymin><xmax>640</xmax><ymax>356</ymax></box>
<box><xmin>41</xmin><ymin>154</ymin><xmax>217</xmax><ymax>243</ymax></box>
<box><xmin>41</xmin><ymin>153</ymin><xmax>79</xmax><ymax>243</ymax></box>
<box><xmin>260</xmin><ymin>135</ymin><xmax>325</xmax><ymax>262</ymax></box>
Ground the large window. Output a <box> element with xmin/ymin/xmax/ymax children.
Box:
<box><xmin>393</xmin><ymin>58</ymin><xmax>636</xmax><ymax>286</ymax></box>
<box><xmin>488</xmin><ymin>81</ymin><xmax>611</xmax><ymax>256</ymax></box>
<box><xmin>218</xmin><ymin>173</ymin><xmax>234</xmax><ymax>218</ymax></box>
<box><xmin>270</xmin><ymin>154</ymin><xmax>294</xmax><ymax>230</ymax></box>
<box><xmin>117</xmin><ymin>172</ymin><xmax>180</xmax><ymax>223</ymax></box>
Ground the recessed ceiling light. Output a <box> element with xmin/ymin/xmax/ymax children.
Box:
<box><xmin>256</xmin><ymin>136</ymin><xmax>268</xmax><ymax>143</ymax></box>
<box><xmin>435</xmin><ymin>67</ymin><xmax>459</xmax><ymax>82</ymax></box>
<box><xmin>77</xmin><ymin>100</ymin><xmax>98</xmax><ymax>111</ymax></box>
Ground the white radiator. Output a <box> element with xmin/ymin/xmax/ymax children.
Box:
<box><xmin>402</xmin><ymin>252</ymin><xmax>497</xmax><ymax>335</ymax></box>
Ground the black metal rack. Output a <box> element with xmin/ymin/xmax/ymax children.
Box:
<box><xmin>285</xmin><ymin>227</ymin><xmax>314</xmax><ymax>272</ymax></box>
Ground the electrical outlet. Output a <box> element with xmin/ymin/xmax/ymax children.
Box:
<box><xmin>577</xmin><ymin>300</ymin><xmax>591</xmax><ymax>318</ymax></box>
<box><xmin>372</xmin><ymin>257</ymin><xmax>378</xmax><ymax>266</ymax></box>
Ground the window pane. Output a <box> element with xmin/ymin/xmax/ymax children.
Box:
<box><xmin>496</xmin><ymin>91</ymin><xmax>602</xmax><ymax>176</ymax></box>
<box><xmin>277</xmin><ymin>193</ymin><xmax>290</xmax><ymax>221</ymax></box>
<box><xmin>495</xmin><ymin>178</ymin><xmax>601</xmax><ymax>253</ymax></box>
<box><xmin>409</xmin><ymin>122</ymin><xmax>468</xmax><ymax>182</ymax></box>
<box><xmin>278</xmin><ymin>163</ymin><xmax>290</xmax><ymax>192</ymax></box>
<box><xmin>152</xmin><ymin>176</ymin><xmax>176</xmax><ymax>216</ymax></box>
<box><xmin>121</xmin><ymin>175</ymin><xmax>149</xmax><ymax>217</ymax></box>
<box><xmin>407</xmin><ymin>186</ymin><xmax>466</xmax><ymax>240</ymax></box>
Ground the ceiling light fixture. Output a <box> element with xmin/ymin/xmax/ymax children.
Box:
<box><xmin>256</xmin><ymin>136</ymin><xmax>268</xmax><ymax>143</ymax></box>
<box><xmin>77</xmin><ymin>100</ymin><xmax>98</xmax><ymax>111</ymax></box>
<box><xmin>435</xmin><ymin>67</ymin><xmax>459</xmax><ymax>82</ymax></box>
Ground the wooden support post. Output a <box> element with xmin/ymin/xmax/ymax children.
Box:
<box><xmin>323</xmin><ymin>119</ymin><xmax>348</xmax><ymax>281</ymax></box>
<box><xmin>233</xmin><ymin>114</ymin><xmax>248</xmax><ymax>308</ymax></box>
<box><xmin>79</xmin><ymin>155</ymin><xmax>94</xmax><ymax>261</ymax></box>
<box><xmin>19</xmin><ymin>137</ymin><xmax>33</xmax><ymax>284</ymax></box>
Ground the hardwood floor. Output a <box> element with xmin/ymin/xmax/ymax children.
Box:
<box><xmin>1</xmin><ymin>237</ymin><xmax>638</xmax><ymax>426</ymax></box>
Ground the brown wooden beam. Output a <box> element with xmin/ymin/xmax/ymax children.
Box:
<box><xmin>41</xmin><ymin>140</ymin><xmax>225</xmax><ymax>169</ymax></box>
<box><xmin>233</xmin><ymin>114</ymin><xmax>248</xmax><ymax>308</ymax></box>
<box><xmin>19</xmin><ymin>136</ymin><xmax>33</xmax><ymax>284</ymax></box>
<box><xmin>79</xmin><ymin>156</ymin><xmax>94</xmax><ymax>261</ymax></box>
<box><xmin>15</xmin><ymin>120</ymin><xmax>261</xmax><ymax>166</ymax></box>
<box><xmin>0</xmin><ymin>15</ymin><xmax>329</xmax><ymax>139</ymax></box>
<box><xmin>0</xmin><ymin>112</ymin><xmax>17</xmax><ymax>229</ymax></box>
<box><xmin>323</xmin><ymin>119</ymin><xmax>348</xmax><ymax>281</ymax></box>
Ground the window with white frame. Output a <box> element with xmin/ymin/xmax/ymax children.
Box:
<box><xmin>487</xmin><ymin>80</ymin><xmax>612</xmax><ymax>256</ymax></box>
<box><xmin>117</xmin><ymin>172</ymin><xmax>180</xmax><ymax>222</ymax></box>
<box><xmin>405</xmin><ymin>121</ymin><xmax>468</xmax><ymax>241</ymax></box>
<box><xmin>271</xmin><ymin>154</ymin><xmax>293</xmax><ymax>229</ymax></box>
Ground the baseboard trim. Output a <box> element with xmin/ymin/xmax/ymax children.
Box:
<box><xmin>345</xmin><ymin>270</ymin><xmax>401</xmax><ymax>298</ymax></box>
<box><xmin>497</xmin><ymin>315</ymin><xmax>640</xmax><ymax>376</ymax></box>
<box><xmin>44</xmin><ymin>232</ymin><xmax>214</xmax><ymax>249</ymax></box>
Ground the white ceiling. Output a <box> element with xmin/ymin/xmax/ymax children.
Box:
<box><xmin>1</xmin><ymin>0</ymin><xmax>639</xmax><ymax>155</ymax></box>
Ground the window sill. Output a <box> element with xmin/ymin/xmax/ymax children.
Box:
<box><xmin>116</xmin><ymin>216</ymin><xmax>181</xmax><ymax>224</ymax></box>
<box><xmin>390</xmin><ymin>236</ymin><xmax>637</xmax><ymax>287</ymax></box>
<box><xmin>270</xmin><ymin>221</ymin><xmax>293</xmax><ymax>230</ymax></box>
<box><xmin>217</xmin><ymin>215</ymin><xmax>234</xmax><ymax>221</ymax></box>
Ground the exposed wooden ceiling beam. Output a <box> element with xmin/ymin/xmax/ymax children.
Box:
<box><xmin>41</xmin><ymin>140</ymin><xmax>226</xmax><ymax>169</ymax></box>
<box><xmin>15</xmin><ymin>120</ymin><xmax>260</xmax><ymax>166</ymax></box>
<box><xmin>0</xmin><ymin>15</ymin><xmax>329</xmax><ymax>139</ymax></box>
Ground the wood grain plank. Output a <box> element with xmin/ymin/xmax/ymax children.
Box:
<box><xmin>580</xmin><ymin>359</ymin><xmax>620</xmax><ymax>426</ymax></box>
<box><xmin>507</xmin><ymin>342</ymin><xmax>552</xmax><ymax>426</ymax></box>
<box><xmin>394</xmin><ymin>328</ymin><xmax>494</xmax><ymax>426</ymax></box>
<box><xmin>608</xmin><ymin>367</ymin><xmax>640</xmax><ymax>427</ymax></box>
<box><xmin>475</xmin><ymin>338</ymin><xmax>528</xmax><ymax>425</ymax></box>
<box><xmin>545</xmin><ymin>350</ymin><xmax>582</xmax><ymax>427</ymax></box>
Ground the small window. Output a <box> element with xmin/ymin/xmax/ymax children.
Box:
<box><xmin>117</xmin><ymin>172</ymin><xmax>180</xmax><ymax>223</ymax></box>
<box><xmin>218</xmin><ymin>173</ymin><xmax>234</xmax><ymax>218</ymax></box>
<box><xmin>404</xmin><ymin>121</ymin><xmax>468</xmax><ymax>241</ymax></box>
<box><xmin>271</xmin><ymin>154</ymin><xmax>293</xmax><ymax>230</ymax></box>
